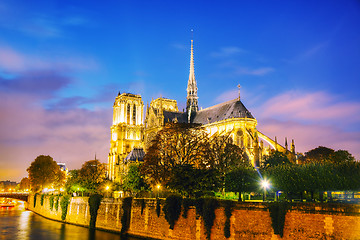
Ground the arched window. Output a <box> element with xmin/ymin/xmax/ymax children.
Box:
<box><xmin>127</xmin><ymin>104</ymin><xmax>130</xmax><ymax>124</ymax></box>
<box><xmin>236</xmin><ymin>130</ymin><xmax>243</xmax><ymax>147</ymax></box>
<box><xmin>133</xmin><ymin>104</ymin><xmax>136</xmax><ymax>125</ymax></box>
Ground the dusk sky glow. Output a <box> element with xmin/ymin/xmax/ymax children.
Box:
<box><xmin>1</xmin><ymin>0</ymin><xmax>359</xmax><ymax>181</ymax></box>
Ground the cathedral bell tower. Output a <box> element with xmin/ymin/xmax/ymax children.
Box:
<box><xmin>186</xmin><ymin>39</ymin><xmax>199</xmax><ymax>122</ymax></box>
<box><xmin>108</xmin><ymin>92</ymin><xmax>144</xmax><ymax>182</ymax></box>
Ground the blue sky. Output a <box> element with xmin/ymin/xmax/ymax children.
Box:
<box><xmin>0</xmin><ymin>0</ymin><xmax>359</xmax><ymax>181</ymax></box>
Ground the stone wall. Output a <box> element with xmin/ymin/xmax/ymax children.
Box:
<box><xmin>27</xmin><ymin>194</ymin><xmax>360</xmax><ymax>239</ymax></box>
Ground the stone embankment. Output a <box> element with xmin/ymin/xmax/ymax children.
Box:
<box><xmin>27</xmin><ymin>194</ymin><xmax>360</xmax><ymax>239</ymax></box>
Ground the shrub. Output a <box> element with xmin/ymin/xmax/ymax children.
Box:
<box><xmin>223</xmin><ymin>200</ymin><xmax>234</xmax><ymax>238</ymax></box>
<box><xmin>121</xmin><ymin>197</ymin><xmax>132</xmax><ymax>234</ymax></box>
<box><xmin>60</xmin><ymin>195</ymin><xmax>71</xmax><ymax>221</ymax></box>
<box><xmin>88</xmin><ymin>194</ymin><xmax>103</xmax><ymax>229</ymax></box>
<box><xmin>54</xmin><ymin>196</ymin><xmax>59</xmax><ymax>211</ymax></box>
<box><xmin>49</xmin><ymin>195</ymin><xmax>55</xmax><ymax>211</ymax></box>
<box><xmin>140</xmin><ymin>198</ymin><xmax>146</xmax><ymax>215</ymax></box>
<box><xmin>163</xmin><ymin>195</ymin><xmax>182</xmax><ymax>229</ymax></box>
<box><xmin>268</xmin><ymin>202</ymin><xmax>289</xmax><ymax>237</ymax></box>
<box><xmin>182</xmin><ymin>198</ymin><xmax>194</xmax><ymax>218</ymax></box>
<box><xmin>33</xmin><ymin>193</ymin><xmax>38</xmax><ymax>208</ymax></box>
<box><xmin>40</xmin><ymin>194</ymin><xmax>45</xmax><ymax>206</ymax></box>
<box><xmin>202</xmin><ymin>198</ymin><xmax>219</xmax><ymax>240</ymax></box>
<box><xmin>194</xmin><ymin>198</ymin><xmax>204</xmax><ymax>217</ymax></box>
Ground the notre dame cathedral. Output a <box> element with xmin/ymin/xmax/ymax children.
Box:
<box><xmin>107</xmin><ymin>40</ymin><xmax>295</xmax><ymax>182</ymax></box>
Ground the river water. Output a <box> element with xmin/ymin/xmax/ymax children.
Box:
<box><xmin>0</xmin><ymin>198</ymin><xmax>138</xmax><ymax>240</ymax></box>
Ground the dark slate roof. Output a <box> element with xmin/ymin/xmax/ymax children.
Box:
<box><xmin>163</xmin><ymin>111</ymin><xmax>188</xmax><ymax>123</ymax></box>
<box><xmin>124</xmin><ymin>148</ymin><xmax>145</xmax><ymax>163</ymax></box>
<box><xmin>193</xmin><ymin>99</ymin><xmax>254</xmax><ymax>124</ymax></box>
<box><xmin>161</xmin><ymin>99</ymin><xmax>254</xmax><ymax>125</ymax></box>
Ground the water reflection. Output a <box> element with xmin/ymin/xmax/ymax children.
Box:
<box><xmin>0</xmin><ymin>198</ymin><xmax>137</xmax><ymax>240</ymax></box>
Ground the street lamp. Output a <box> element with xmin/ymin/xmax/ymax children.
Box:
<box><xmin>105</xmin><ymin>185</ymin><xmax>110</xmax><ymax>198</ymax></box>
<box><xmin>261</xmin><ymin>179</ymin><xmax>270</xmax><ymax>202</ymax></box>
<box><xmin>156</xmin><ymin>184</ymin><xmax>161</xmax><ymax>198</ymax></box>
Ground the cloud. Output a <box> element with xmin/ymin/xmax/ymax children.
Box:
<box><xmin>258</xmin><ymin>91</ymin><xmax>360</xmax><ymax>126</ymax></box>
<box><xmin>171</xmin><ymin>43</ymin><xmax>187</xmax><ymax>50</ymax></box>
<box><xmin>285</xmin><ymin>41</ymin><xmax>330</xmax><ymax>63</ymax></box>
<box><xmin>0</xmin><ymin>90</ymin><xmax>112</xmax><ymax>182</ymax></box>
<box><xmin>0</xmin><ymin>45</ymin><xmax>98</xmax><ymax>73</ymax></box>
<box><xmin>254</xmin><ymin>90</ymin><xmax>360</xmax><ymax>160</ymax></box>
<box><xmin>234</xmin><ymin>67</ymin><xmax>275</xmax><ymax>76</ymax></box>
<box><xmin>0</xmin><ymin>70</ymin><xmax>71</xmax><ymax>97</ymax></box>
<box><xmin>257</xmin><ymin>119</ymin><xmax>360</xmax><ymax>160</ymax></box>
<box><xmin>210</xmin><ymin>47</ymin><xmax>246</xmax><ymax>58</ymax></box>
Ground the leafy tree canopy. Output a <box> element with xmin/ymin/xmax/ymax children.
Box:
<box><xmin>19</xmin><ymin>177</ymin><xmax>31</xmax><ymax>191</ymax></box>
<box><xmin>305</xmin><ymin>146</ymin><xmax>355</xmax><ymax>164</ymax></box>
<box><xmin>225</xmin><ymin>164</ymin><xmax>258</xmax><ymax>201</ymax></box>
<box><xmin>262</xmin><ymin>151</ymin><xmax>291</xmax><ymax>169</ymax></box>
<box><xmin>27</xmin><ymin>155</ymin><xmax>65</xmax><ymax>192</ymax></box>
<box><xmin>141</xmin><ymin>123</ymin><xmax>247</xmax><ymax>195</ymax></box>
<box><xmin>123</xmin><ymin>163</ymin><xmax>150</xmax><ymax>195</ymax></box>
<box><xmin>78</xmin><ymin>160</ymin><xmax>107</xmax><ymax>194</ymax></box>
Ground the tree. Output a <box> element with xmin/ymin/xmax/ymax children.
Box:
<box><xmin>305</xmin><ymin>146</ymin><xmax>356</xmax><ymax>164</ymax></box>
<box><xmin>19</xmin><ymin>177</ymin><xmax>31</xmax><ymax>191</ymax></box>
<box><xmin>305</xmin><ymin>146</ymin><xmax>334</xmax><ymax>164</ymax></box>
<box><xmin>142</xmin><ymin>123</ymin><xmax>210</xmax><ymax>185</ymax></box>
<box><xmin>78</xmin><ymin>160</ymin><xmax>107</xmax><ymax>194</ymax></box>
<box><xmin>166</xmin><ymin>164</ymin><xmax>221</xmax><ymax>197</ymax></box>
<box><xmin>142</xmin><ymin>123</ymin><xmax>248</xmax><ymax>194</ymax></box>
<box><xmin>262</xmin><ymin>151</ymin><xmax>291</xmax><ymax>169</ymax></box>
<box><xmin>27</xmin><ymin>155</ymin><xmax>65</xmax><ymax>192</ymax></box>
<box><xmin>64</xmin><ymin>169</ymin><xmax>83</xmax><ymax>194</ymax></box>
<box><xmin>123</xmin><ymin>163</ymin><xmax>150</xmax><ymax>195</ymax></box>
<box><xmin>225</xmin><ymin>164</ymin><xmax>258</xmax><ymax>201</ymax></box>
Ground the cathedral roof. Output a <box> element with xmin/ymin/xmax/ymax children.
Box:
<box><xmin>124</xmin><ymin>148</ymin><xmax>145</xmax><ymax>163</ymax></box>
<box><xmin>161</xmin><ymin>98</ymin><xmax>254</xmax><ymax>125</ymax></box>
<box><xmin>193</xmin><ymin>98</ymin><xmax>254</xmax><ymax>124</ymax></box>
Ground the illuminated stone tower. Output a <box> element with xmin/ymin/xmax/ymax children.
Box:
<box><xmin>108</xmin><ymin>92</ymin><xmax>144</xmax><ymax>182</ymax></box>
<box><xmin>186</xmin><ymin>39</ymin><xmax>199</xmax><ymax>121</ymax></box>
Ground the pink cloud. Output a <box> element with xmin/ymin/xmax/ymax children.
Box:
<box><xmin>255</xmin><ymin>90</ymin><xmax>360</xmax><ymax>160</ymax></box>
<box><xmin>0</xmin><ymin>91</ymin><xmax>112</xmax><ymax>182</ymax></box>
<box><xmin>259</xmin><ymin>91</ymin><xmax>360</xmax><ymax>125</ymax></box>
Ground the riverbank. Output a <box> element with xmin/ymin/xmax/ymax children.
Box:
<box><xmin>27</xmin><ymin>194</ymin><xmax>360</xmax><ymax>239</ymax></box>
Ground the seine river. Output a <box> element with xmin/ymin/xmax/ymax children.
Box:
<box><xmin>0</xmin><ymin>198</ymin><xmax>139</xmax><ymax>240</ymax></box>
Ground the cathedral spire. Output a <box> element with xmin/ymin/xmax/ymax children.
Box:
<box><xmin>186</xmin><ymin>35</ymin><xmax>199</xmax><ymax>117</ymax></box>
<box><xmin>186</xmin><ymin>37</ymin><xmax>199</xmax><ymax>120</ymax></box>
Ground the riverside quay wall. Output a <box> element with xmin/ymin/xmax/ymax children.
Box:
<box><xmin>27</xmin><ymin>194</ymin><xmax>360</xmax><ymax>239</ymax></box>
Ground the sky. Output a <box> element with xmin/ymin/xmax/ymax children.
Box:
<box><xmin>0</xmin><ymin>0</ymin><xmax>359</xmax><ymax>182</ymax></box>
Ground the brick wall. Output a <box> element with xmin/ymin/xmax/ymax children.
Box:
<box><xmin>27</xmin><ymin>194</ymin><xmax>360</xmax><ymax>239</ymax></box>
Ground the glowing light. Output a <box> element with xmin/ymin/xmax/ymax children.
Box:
<box><xmin>105</xmin><ymin>186</ymin><xmax>110</xmax><ymax>191</ymax></box>
<box><xmin>156</xmin><ymin>184</ymin><xmax>161</xmax><ymax>190</ymax></box>
<box><xmin>261</xmin><ymin>179</ymin><xmax>270</xmax><ymax>189</ymax></box>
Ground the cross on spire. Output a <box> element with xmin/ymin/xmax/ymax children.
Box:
<box><xmin>237</xmin><ymin>84</ymin><xmax>241</xmax><ymax>100</ymax></box>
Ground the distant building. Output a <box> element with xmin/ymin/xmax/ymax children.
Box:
<box><xmin>108</xmin><ymin>39</ymin><xmax>296</xmax><ymax>182</ymax></box>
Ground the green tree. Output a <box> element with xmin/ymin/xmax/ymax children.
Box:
<box><xmin>19</xmin><ymin>177</ymin><xmax>31</xmax><ymax>191</ymax></box>
<box><xmin>166</xmin><ymin>164</ymin><xmax>221</xmax><ymax>197</ymax></box>
<box><xmin>305</xmin><ymin>146</ymin><xmax>334</xmax><ymax>164</ymax></box>
<box><xmin>78</xmin><ymin>160</ymin><xmax>107</xmax><ymax>194</ymax></box>
<box><xmin>262</xmin><ymin>151</ymin><xmax>291</xmax><ymax>169</ymax></box>
<box><xmin>142</xmin><ymin>123</ymin><xmax>211</xmax><ymax>185</ymax></box>
<box><xmin>27</xmin><ymin>155</ymin><xmax>66</xmax><ymax>192</ymax></box>
<box><xmin>142</xmin><ymin>123</ymin><xmax>247</xmax><ymax>192</ymax></box>
<box><xmin>225</xmin><ymin>164</ymin><xmax>257</xmax><ymax>201</ymax></box>
<box><xmin>123</xmin><ymin>163</ymin><xmax>150</xmax><ymax>195</ymax></box>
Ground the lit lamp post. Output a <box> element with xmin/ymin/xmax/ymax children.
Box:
<box><xmin>261</xmin><ymin>179</ymin><xmax>270</xmax><ymax>202</ymax></box>
<box><xmin>105</xmin><ymin>185</ymin><xmax>110</xmax><ymax>198</ymax></box>
<box><xmin>156</xmin><ymin>184</ymin><xmax>161</xmax><ymax>198</ymax></box>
